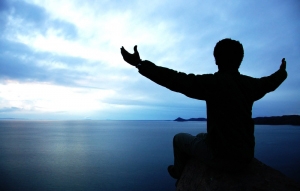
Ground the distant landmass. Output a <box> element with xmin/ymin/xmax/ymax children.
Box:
<box><xmin>0</xmin><ymin>118</ymin><xmax>27</xmax><ymax>120</ymax></box>
<box><xmin>174</xmin><ymin>117</ymin><xmax>207</xmax><ymax>122</ymax></box>
<box><xmin>174</xmin><ymin>115</ymin><xmax>300</xmax><ymax>126</ymax></box>
<box><xmin>253</xmin><ymin>115</ymin><xmax>300</xmax><ymax>126</ymax></box>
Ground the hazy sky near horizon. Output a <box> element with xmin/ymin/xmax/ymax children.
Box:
<box><xmin>0</xmin><ymin>0</ymin><xmax>299</xmax><ymax>120</ymax></box>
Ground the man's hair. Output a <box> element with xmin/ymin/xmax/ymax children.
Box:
<box><xmin>213</xmin><ymin>38</ymin><xmax>244</xmax><ymax>70</ymax></box>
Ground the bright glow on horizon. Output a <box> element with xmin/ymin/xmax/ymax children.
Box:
<box><xmin>0</xmin><ymin>81</ymin><xmax>116</xmax><ymax>112</ymax></box>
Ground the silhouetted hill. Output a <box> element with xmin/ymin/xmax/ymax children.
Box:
<box><xmin>253</xmin><ymin>115</ymin><xmax>300</xmax><ymax>126</ymax></box>
<box><xmin>174</xmin><ymin>115</ymin><xmax>300</xmax><ymax>126</ymax></box>
<box><xmin>174</xmin><ymin>117</ymin><xmax>207</xmax><ymax>122</ymax></box>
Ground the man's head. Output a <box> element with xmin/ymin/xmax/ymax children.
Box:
<box><xmin>213</xmin><ymin>38</ymin><xmax>244</xmax><ymax>70</ymax></box>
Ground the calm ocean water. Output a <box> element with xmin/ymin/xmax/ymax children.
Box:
<box><xmin>0</xmin><ymin>120</ymin><xmax>299</xmax><ymax>191</ymax></box>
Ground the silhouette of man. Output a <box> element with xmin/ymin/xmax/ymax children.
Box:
<box><xmin>120</xmin><ymin>38</ymin><xmax>287</xmax><ymax>181</ymax></box>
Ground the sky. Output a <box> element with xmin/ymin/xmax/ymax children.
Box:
<box><xmin>0</xmin><ymin>0</ymin><xmax>299</xmax><ymax>120</ymax></box>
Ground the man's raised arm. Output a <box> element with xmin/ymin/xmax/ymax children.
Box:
<box><xmin>253</xmin><ymin>58</ymin><xmax>288</xmax><ymax>101</ymax></box>
<box><xmin>120</xmin><ymin>46</ymin><xmax>211</xmax><ymax>100</ymax></box>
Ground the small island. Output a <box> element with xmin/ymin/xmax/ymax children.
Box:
<box><xmin>174</xmin><ymin>115</ymin><xmax>300</xmax><ymax>126</ymax></box>
<box><xmin>174</xmin><ymin>117</ymin><xmax>207</xmax><ymax>122</ymax></box>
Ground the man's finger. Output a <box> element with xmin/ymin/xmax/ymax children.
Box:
<box><xmin>121</xmin><ymin>46</ymin><xmax>130</xmax><ymax>55</ymax></box>
<box><xmin>280</xmin><ymin>58</ymin><xmax>286</xmax><ymax>70</ymax></box>
<box><xmin>134</xmin><ymin>45</ymin><xmax>138</xmax><ymax>53</ymax></box>
<box><xmin>133</xmin><ymin>45</ymin><xmax>141</xmax><ymax>62</ymax></box>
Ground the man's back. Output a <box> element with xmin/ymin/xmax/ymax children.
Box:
<box><xmin>205</xmin><ymin>69</ymin><xmax>286</xmax><ymax>161</ymax></box>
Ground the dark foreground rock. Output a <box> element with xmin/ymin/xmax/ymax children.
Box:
<box><xmin>176</xmin><ymin>158</ymin><xmax>300</xmax><ymax>191</ymax></box>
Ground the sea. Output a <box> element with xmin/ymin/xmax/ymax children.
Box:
<box><xmin>0</xmin><ymin>120</ymin><xmax>299</xmax><ymax>191</ymax></box>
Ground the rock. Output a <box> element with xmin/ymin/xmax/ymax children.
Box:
<box><xmin>174</xmin><ymin>117</ymin><xmax>207</xmax><ymax>122</ymax></box>
<box><xmin>176</xmin><ymin>158</ymin><xmax>300</xmax><ymax>191</ymax></box>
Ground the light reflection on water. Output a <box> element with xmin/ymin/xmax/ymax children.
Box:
<box><xmin>0</xmin><ymin>120</ymin><xmax>299</xmax><ymax>191</ymax></box>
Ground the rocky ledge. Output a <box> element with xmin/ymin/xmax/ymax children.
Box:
<box><xmin>176</xmin><ymin>158</ymin><xmax>300</xmax><ymax>191</ymax></box>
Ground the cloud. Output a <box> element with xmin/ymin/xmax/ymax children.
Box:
<box><xmin>8</xmin><ymin>0</ymin><xmax>187</xmax><ymax>69</ymax></box>
<box><xmin>0</xmin><ymin>0</ymin><xmax>299</xmax><ymax>119</ymax></box>
<box><xmin>0</xmin><ymin>38</ymin><xmax>93</xmax><ymax>86</ymax></box>
<box><xmin>0</xmin><ymin>107</ymin><xmax>21</xmax><ymax>113</ymax></box>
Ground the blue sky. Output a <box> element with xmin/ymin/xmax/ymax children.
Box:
<box><xmin>0</xmin><ymin>0</ymin><xmax>299</xmax><ymax>120</ymax></box>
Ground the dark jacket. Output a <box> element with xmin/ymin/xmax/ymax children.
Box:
<box><xmin>138</xmin><ymin>60</ymin><xmax>287</xmax><ymax>161</ymax></box>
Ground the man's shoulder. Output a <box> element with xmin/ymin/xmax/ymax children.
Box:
<box><xmin>193</xmin><ymin>72</ymin><xmax>258</xmax><ymax>84</ymax></box>
<box><xmin>239</xmin><ymin>74</ymin><xmax>257</xmax><ymax>79</ymax></box>
<box><xmin>196</xmin><ymin>73</ymin><xmax>214</xmax><ymax>77</ymax></box>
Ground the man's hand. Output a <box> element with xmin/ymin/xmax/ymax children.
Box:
<box><xmin>120</xmin><ymin>45</ymin><xmax>141</xmax><ymax>66</ymax></box>
<box><xmin>280</xmin><ymin>58</ymin><xmax>286</xmax><ymax>70</ymax></box>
